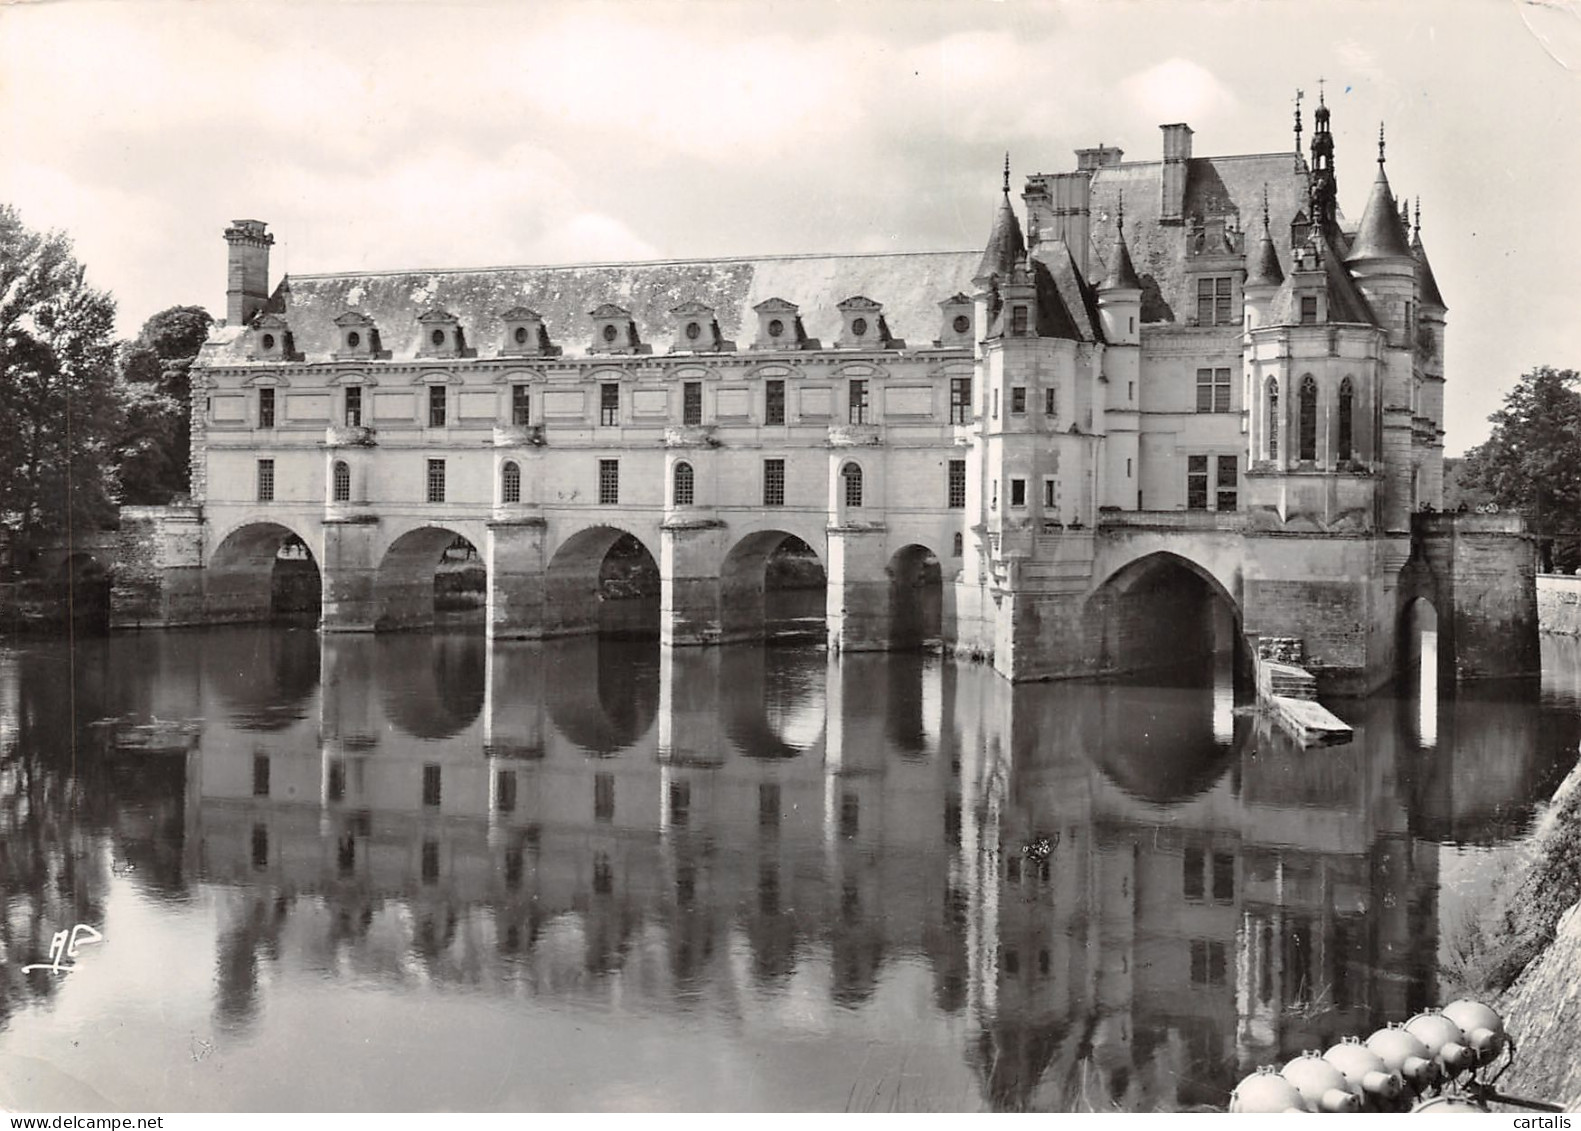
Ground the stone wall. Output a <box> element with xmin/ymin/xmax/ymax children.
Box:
<box><xmin>1537</xmin><ymin>573</ymin><xmax>1581</xmax><ymax>635</ymax></box>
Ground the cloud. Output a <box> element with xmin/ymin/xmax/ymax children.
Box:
<box><xmin>1121</xmin><ymin>58</ymin><xmax>1237</xmax><ymax>125</ymax></box>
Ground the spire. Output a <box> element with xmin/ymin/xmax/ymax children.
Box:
<box><xmin>1308</xmin><ymin>78</ymin><xmax>1337</xmax><ymax>230</ymax></box>
<box><xmin>1246</xmin><ymin>184</ymin><xmax>1284</xmax><ymax>288</ymax></box>
<box><xmin>1411</xmin><ymin>197</ymin><xmax>1447</xmax><ymax>310</ymax></box>
<box><xmin>1346</xmin><ymin>132</ymin><xmax>1413</xmax><ymax>263</ymax></box>
<box><xmin>1101</xmin><ymin>192</ymin><xmax>1143</xmax><ymax>292</ymax></box>
<box><xmin>1293</xmin><ymin>88</ymin><xmax>1304</xmax><ymax>172</ymax></box>
<box><xmin>976</xmin><ymin>156</ymin><xmax>1026</xmax><ymax>282</ymax></box>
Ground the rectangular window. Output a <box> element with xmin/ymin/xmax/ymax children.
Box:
<box><xmin>345</xmin><ymin>385</ymin><xmax>362</xmax><ymax>427</ymax></box>
<box><xmin>949</xmin><ymin>377</ymin><xmax>972</xmax><ymax>424</ymax></box>
<box><xmin>1011</xmin><ymin>305</ymin><xmax>1028</xmax><ymax>335</ymax></box>
<box><xmin>992</xmin><ymin>389</ymin><xmax>999</xmax><ymax>419</ymax></box>
<box><xmin>252</xmin><ymin>755</ymin><xmax>270</xmax><ymax>798</ymax></box>
<box><xmin>422</xmin><ymin>764</ymin><xmax>442</xmax><ymax>807</ymax></box>
<box><xmin>1010</xmin><ymin>478</ymin><xmax>1027</xmax><ymax>508</ymax></box>
<box><xmin>426</xmin><ymin>459</ymin><xmax>446</xmax><ymax>504</ymax></box>
<box><xmin>763</xmin><ymin>458</ymin><xmax>785</xmax><ymax>507</ymax></box>
<box><xmin>947</xmin><ymin>459</ymin><xmax>966</xmax><ymax>508</ymax></box>
<box><xmin>594</xmin><ymin>772</ymin><xmax>615</xmax><ymax>822</ymax></box>
<box><xmin>1184</xmin><ymin>846</ymin><xmax>1204</xmax><ymax>900</ymax></box>
<box><xmin>256</xmin><ymin>459</ymin><xmax>274</xmax><ymax>502</ymax></box>
<box><xmin>600</xmin><ymin>382</ymin><xmax>619</xmax><ymax>426</ymax></box>
<box><xmin>1191</xmin><ymin>939</ymin><xmax>1228</xmax><ymax>986</ymax></box>
<box><xmin>682</xmin><ymin>381</ymin><xmax>702</xmax><ymax>426</ymax></box>
<box><xmin>259</xmin><ymin>387</ymin><xmax>275</xmax><ymax>428</ymax></box>
<box><xmin>1187</xmin><ymin>455</ymin><xmax>1209</xmax><ymax>511</ymax></box>
<box><xmin>848</xmin><ymin>379</ymin><xmax>869</xmax><ymax>424</ymax></box>
<box><xmin>1196</xmin><ymin>277</ymin><xmax>1233</xmax><ymax>325</ymax></box>
<box><xmin>1043</xmin><ymin>478</ymin><xmax>1058</xmax><ymax>509</ymax></box>
<box><xmin>421</xmin><ymin>840</ymin><xmax>439</xmax><ymax>884</ymax></box>
<box><xmin>428</xmin><ymin>385</ymin><xmax>447</xmax><ymax>427</ymax></box>
<box><xmin>495</xmin><ymin>770</ymin><xmax>517</xmax><ymax>813</ymax></box>
<box><xmin>598</xmin><ymin>459</ymin><xmax>619</xmax><ymax>505</ymax></box>
<box><xmin>511</xmin><ymin>384</ymin><xmax>530</xmax><ymax>426</ymax></box>
<box><xmin>1300</xmin><ymin>295</ymin><xmax>1319</xmax><ymax>325</ymax></box>
<box><xmin>1212</xmin><ymin>852</ymin><xmax>1235</xmax><ymax>902</ymax></box>
<box><xmin>1010</xmin><ymin>386</ymin><xmax>1027</xmax><ymax>415</ymax></box>
<box><xmin>1195</xmin><ymin>368</ymin><xmax>1232</xmax><ymax>413</ymax></box>
<box><xmin>1217</xmin><ymin>456</ymin><xmax>1239</xmax><ymax>512</ymax></box>
<box><xmin>765</xmin><ymin>379</ymin><xmax>786</xmax><ymax>425</ymax></box>
<box><xmin>1044</xmin><ymin>387</ymin><xmax>1057</xmax><ymax>416</ymax></box>
<box><xmin>251</xmin><ymin>825</ymin><xmax>268</xmax><ymax>871</ymax></box>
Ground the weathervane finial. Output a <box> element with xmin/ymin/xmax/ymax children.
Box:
<box><xmin>1117</xmin><ymin>190</ymin><xmax>1125</xmax><ymax>230</ymax></box>
<box><xmin>1002</xmin><ymin>152</ymin><xmax>1010</xmax><ymax>195</ymax></box>
<box><xmin>1262</xmin><ymin>184</ymin><xmax>1270</xmax><ymax>229</ymax></box>
<box><xmin>1378</xmin><ymin>122</ymin><xmax>1386</xmax><ymax>164</ymax></box>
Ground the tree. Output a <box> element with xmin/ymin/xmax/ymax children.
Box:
<box><xmin>1460</xmin><ymin>365</ymin><xmax>1581</xmax><ymax>572</ymax></box>
<box><xmin>0</xmin><ymin>205</ymin><xmax>123</xmax><ymax>571</ymax></box>
<box><xmin>115</xmin><ymin>305</ymin><xmax>211</xmax><ymax>504</ymax></box>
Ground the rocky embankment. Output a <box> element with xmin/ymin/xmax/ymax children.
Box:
<box><xmin>1449</xmin><ymin>761</ymin><xmax>1581</xmax><ymax>1108</ymax></box>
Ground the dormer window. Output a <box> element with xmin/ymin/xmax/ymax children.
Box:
<box><xmin>1195</xmin><ymin>277</ymin><xmax>1234</xmax><ymax>326</ymax></box>
<box><xmin>752</xmin><ymin>298</ymin><xmax>810</xmax><ymax>350</ymax></box>
<box><xmin>936</xmin><ymin>294</ymin><xmax>973</xmax><ymax>347</ymax></box>
<box><xmin>500</xmin><ymin>306</ymin><xmax>557</xmax><ymax>357</ymax></box>
<box><xmin>333</xmin><ymin>312</ymin><xmax>382</xmax><ymax>359</ymax></box>
<box><xmin>416</xmin><ymin>309</ymin><xmax>465</xmax><ymax>359</ymax></box>
<box><xmin>249</xmin><ymin>313</ymin><xmax>295</xmax><ymax>360</ymax></box>
<box><xmin>836</xmin><ymin>296</ymin><xmax>899</xmax><ymax>349</ymax></box>
<box><xmin>669</xmin><ymin>301</ymin><xmax>731</xmax><ymax>353</ymax></box>
<box><xmin>589</xmin><ymin>304</ymin><xmax>648</xmax><ymax>355</ymax></box>
<box><xmin>1300</xmin><ymin>295</ymin><xmax>1319</xmax><ymax>325</ymax></box>
<box><xmin>1010</xmin><ymin>305</ymin><xmax>1029</xmax><ymax>336</ymax></box>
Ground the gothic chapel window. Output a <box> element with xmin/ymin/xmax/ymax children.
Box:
<box><xmin>1266</xmin><ymin>377</ymin><xmax>1280</xmax><ymax>462</ymax></box>
<box><xmin>1338</xmin><ymin>378</ymin><xmax>1356</xmax><ymax>463</ymax></box>
<box><xmin>1298</xmin><ymin>376</ymin><xmax>1318</xmax><ymax>462</ymax></box>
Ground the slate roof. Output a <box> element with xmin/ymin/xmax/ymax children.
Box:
<box><xmin>1414</xmin><ymin>232</ymin><xmax>1447</xmax><ymax>311</ymax></box>
<box><xmin>1101</xmin><ymin>226</ymin><xmax>1143</xmax><ymax>291</ymax></box>
<box><xmin>976</xmin><ymin>192</ymin><xmax>1027</xmax><ymax>283</ymax></box>
<box><xmin>201</xmin><ymin>251</ymin><xmax>981</xmax><ymax>364</ymax></box>
<box><xmin>1269</xmin><ymin>227</ymin><xmax>1377</xmax><ymax>325</ymax></box>
<box><xmin>1079</xmin><ymin>152</ymin><xmax>1321</xmax><ymax>323</ymax></box>
<box><xmin>1346</xmin><ymin>164</ymin><xmax>1414</xmax><ymax>263</ymax></box>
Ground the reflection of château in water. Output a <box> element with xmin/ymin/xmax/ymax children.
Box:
<box><xmin>100</xmin><ymin>629</ymin><xmax>1565</xmax><ymax>1110</ymax></box>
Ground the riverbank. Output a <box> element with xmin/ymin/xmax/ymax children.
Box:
<box><xmin>1443</xmin><ymin>760</ymin><xmax>1581</xmax><ymax>1109</ymax></box>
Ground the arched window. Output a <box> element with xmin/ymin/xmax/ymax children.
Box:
<box><xmin>842</xmin><ymin>462</ymin><xmax>864</xmax><ymax>508</ymax></box>
<box><xmin>501</xmin><ymin>460</ymin><xmax>521</xmax><ymax>505</ymax></box>
<box><xmin>952</xmin><ymin>531</ymin><xmax>964</xmax><ymax>557</ymax></box>
<box><xmin>1298</xmin><ymin>375</ymin><xmax>1318</xmax><ymax>463</ymax></box>
<box><xmin>672</xmin><ymin>460</ymin><xmax>694</xmax><ymax>507</ymax></box>
<box><xmin>1337</xmin><ymin>377</ymin><xmax>1355</xmax><ymax>463</ymax></box>
<box><xmin>332</xmin><ymin>460</ymin><xmax>351</xmax><ymax>502</ymax></box>
<box><xmin>1266</xmin><ymin>377</ymin><xmax>1280</xmax><ymax>462</ymax></box>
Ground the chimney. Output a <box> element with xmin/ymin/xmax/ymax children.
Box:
<box><xmin>224</xmin><ymin>220</ymin><xmax>274</xmax><ymax>326</ymax></box>
<box><xmin>1160</xmin><ymin>123</ymin><xmax>1193</xmax><ymax>224</ymax></box>
<box><xmin>1075</xmin><ymin>145</ymin><xmax>1124</xmax><ymax>172</ymax></box>
<box><xmin>1024</xmin><ymin>169</ymin><xmax>1095</xmax><ymax>276</ymax></box>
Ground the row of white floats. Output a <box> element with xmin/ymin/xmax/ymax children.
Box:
<box><xmin>1230</xmin><ymin>999</ymin><xmax>1512</xmax><ymax>1114</ymax></box>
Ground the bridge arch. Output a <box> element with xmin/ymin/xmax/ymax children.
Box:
<box><xmin>373</xmin><ymin>524</ymin><xmax>487</xmax><ymax>632</ymax></box>
<box><xmin>544</xmin><ymin>525</ymin><xmax>660</xmax><ymax>638</ymax></box>
<box><xmin>207</xmin><ymin>519</ymin><xmax>323</xmax><ymax>624</ymax></box>
<box><xmin>1085</xmin><ymin>550</ymin><xmax>1247</xmax><ymax>686</ymax></box>
<box><xmin>887</xmin><ymin>542</ymin><xmax>944</xmax><ymax>651</ymax></box>
<box><xmin>720</xmin><ymin>528</ymin><xmax>828</xmax><ymax>643</ymax></box>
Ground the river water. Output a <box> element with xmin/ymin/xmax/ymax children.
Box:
<box><xmin>1</xmin><ymin>627</ymin><xmax>1577</xmax><ymax>1112</ymax></box>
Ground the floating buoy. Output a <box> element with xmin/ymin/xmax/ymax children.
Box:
<box><xmin>1281</xmin><ymin>1052</ymin><xmax>1360</xmax><ymax>1113</ymax></box>
<box><xmin>1441</xmin><ymin>999</ymin><xmax>1506</xmax><ymax>1061</ymax></box>
<box><xmin>1230</xmin><ymin>1066</ymin><xmax>1306</xmax><ymax>1114</ymax></box>
<box><xmin>1405</xmin><ymin>1011</ymin><xmax>1476</xmax><ymax>1074</ymax></box>
<box><xmin>1324</xmin><ymin>1037</ymin><xmax>1403</xmax><ymax>1105</ymax></box>
<box><xmin>1366</xmin><ymin>1024</ymin><xmax>1442</xmax><ymax>1092</ymax></box>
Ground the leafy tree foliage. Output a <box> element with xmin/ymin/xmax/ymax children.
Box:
<box><xmin>1461</xmin><ymin>366</ymin><xmax>1581</xmax><ymax>571</ymax></box>
<box><xmin>0</xmin><ymin>206</ymin><xmax>123</xmax><ymax>569</ymax></box>
<box><xmin>116</xmin><ymin>305</ymin><xmax>211</xmax><ymax>504</ymax></box>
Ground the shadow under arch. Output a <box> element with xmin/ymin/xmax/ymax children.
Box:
<box><xmin>374</xmin><ymin>632</ymin><xmax>486</xmax><ymax>741</ymax></box>
<box><xmin>207</xmin><ymin>521</ymin><xmax>322</xmax><ymax>625</ymax></box>
<box><xmin>1085</xmin><ymin>550</ymin><xmax>1250</xmax><ymax>694</ymax></box>
<box><xmin>374</xmin><ymin>525</ymin><xmax>484</xmax><ymax>632</ymax></box>
<box><xmin>887</xmin><ymin>543</ymin><xmax>943</xmax><ymax>651</ymax></box>
<box><xmin>721</xmin><ymin>530</ymin><xmax>827</xmax><ymax>644</ymax></box>
<box><xmin>544</xmin><ymin>525</ymin><xmax>659</xmax><ymax>638</ymax></box>
<box><xmin>543</xmin><ymin>637</ymin><xmax>660</xmax><ymax>755</ymax></box>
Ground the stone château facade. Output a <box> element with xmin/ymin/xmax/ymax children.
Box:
<box><xmin>112</xmin><ymin>100</ymin><xmax>1539</xmax><ymax>691</ymax></box>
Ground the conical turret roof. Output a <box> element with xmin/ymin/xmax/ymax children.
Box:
<box><xmin>976</xmin><ymin>190</ymin><xmax>1026</xmax><ymax>283</ymax></box>
<box><xmin>1101</xmin><ymin>223</ymin><xmax>1143</xmax><ymax>291</ymax></box>
<box><xmin>1246</xmin><ymin>218</ymin><xmax>1284</xmax><ymax>288</ymax></box>
<box><xmin>1413</xmin><ymin>229</ymin><xmax>1447</xmax><ymax>310</ymax></box>
<box><xmin>1346</xmin><ymin>163</ymin><xmax>1413</xmax><ymax>263</ymax></box>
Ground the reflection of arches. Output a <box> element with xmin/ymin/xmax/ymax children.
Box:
<box><xmin>543</xmin><ymin>637</ymin><xmax>660</xmax><ymax>755</ymax></box>
<box><xmin>210</xmin><ymin>625</ymin><xmax>323</xmax><ymax>730</ymax></box>
<box><xmin>374</xmin><ymin>526</ymin><xmax>484</xmax><ymax>631</ymax></box>
<box><xmin>544</xmin><ymin>526</ymin><xmax>659</xmax><ymax>638</ymax></box>
<box><xmin>719</xmin><ymin>646</ymin><xmax>827</xmax><ymax>759</ymax></box>
<box><xmin>1083</xmin><ymin>682</ymin><xmax>1245</xmax><ymax>805</ymax></box>
<box><xmin>207</xmin><ymin>521</ymin><xmax>322</xmax><ymax>624</ymax></box>
<box><xmin>721</xmin><ymin>531</ymin><xmax>827</xmax><ymax>643</ymax></box>
<box><xmin>375</xmin><ymin>633</ymin><xmax>486</xmax><ymax>741</ymax></box>
<box><xmin>887</xmin><ymin>544</ymin><xmax>942</xmax><ymax>651</ymax></box>
<box><xmin>1085</xmin><ymin>552</ymin><xmax>1246</xmax><ymax>688</ymax></box>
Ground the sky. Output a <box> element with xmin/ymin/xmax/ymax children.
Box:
<box><xmin>2</xmin><ymin>0</ymin><xmax>1578</xmax><ymax>454</ymax></box>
